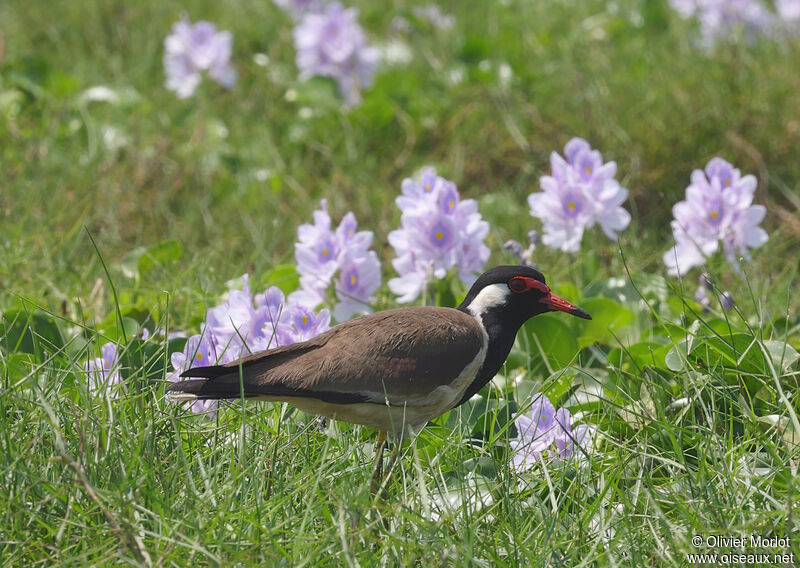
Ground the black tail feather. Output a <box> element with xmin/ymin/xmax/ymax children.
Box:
<box><xmin>180</xmin><ymin>364</ymin><xmax>228</xmax><ymax>379</ymax></box>
<box><xmin>166</xmin><ymin>379</ymin><xmax>210</xmax><ymax>395</ymax></box>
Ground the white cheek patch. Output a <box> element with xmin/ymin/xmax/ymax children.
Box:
<box><xmin>466</xmin><ymin>283</ymin><xmax>510</xmax><ymax>317</ymax></box>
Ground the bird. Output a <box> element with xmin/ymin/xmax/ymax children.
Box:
<box><xmin>167</xmin><ymin>265</ymin><xmax>590</xmax><ymax>488</ymax></box>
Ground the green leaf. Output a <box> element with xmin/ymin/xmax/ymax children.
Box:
<box><xmin>98</xmin><ymin>317</ymin><xmax>139</xmax><ymax>343</ymax></box>
<box><xmin>138</xmin><ymin>239</ymin><xmax>182</xmax><ymax>275</ymax></box>
<box><xmin>1</xmin><ymin>310</ymin><xmax>64</xmax><ymax>354</ymax></box>
<box><xmin>263</xmin><ymin>264</ymin><xmax>299</xmax><ymax>293</ymax></box>
<box><xmin>762</xmin><ymin>340</ymin><xmax>800</xmax><ymax>373</ymax></box>
<box><xmin>521</xmin><ymin>314</ymin><xmax>580</xmax><ymax>371</ymax></box>
<box><xmin>471</xmin><ymin>401</ymin><xmax>517</xmax><ymax>442</ymax></box>
<box><xmin>576</xmin><ymin>297</ymin><xmax>634</xmax><ymax>347</ymax></box>
<box><xmin>0</xmin><ymin>352</ymin><xmax>36</xmax><ymax>381</ymax></box>
<box><xmin>665</xmin><ymin>338</ymin><xmax>693</xmax><ymax>371</ymax></box>
<box><xmin>608</xmin><ymin>341</ymin><xmax>663</xmax><ymax>371</ymax></box>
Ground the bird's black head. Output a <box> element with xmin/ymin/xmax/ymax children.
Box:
<box><xmin>451</xmin><ymin>265</ymin><xmax>592</xmax><ymax>408</ymax></box>
<box><xmin>458</xmin><ymin>265</ymin><xmax>591</xmax><ymax>325</ymax></box>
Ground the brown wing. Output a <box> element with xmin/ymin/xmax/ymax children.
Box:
<box><xmin>171</xmin><ymin>307</ymin><xmax>484</xmax><ymax>404</ymax></box>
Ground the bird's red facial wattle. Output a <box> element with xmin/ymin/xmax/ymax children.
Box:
<box><xmin>508</xmin><ymin>276</ymin><xmax>592</xmax><ymax>320</ymax></box>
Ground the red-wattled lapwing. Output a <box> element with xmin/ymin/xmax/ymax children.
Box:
<box><xmin>167</xmin><ymin>266</ymin><xmax>590</xmax><ymax>489</ymax></box>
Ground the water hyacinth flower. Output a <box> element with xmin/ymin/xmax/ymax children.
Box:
<box><xmin>503</xmin><ymin>231</ymin><xmax>538</xmax><ymax>268</ymax></box>
<box><xmin>528</xmin><ymin>138</ymin><xmax>631</xmax><ymax>253</ymax></box>
<box><xmin>290</xmin><ymin>200</ymin><xmax>381</xmax><ymax>321</ymax></box>
<box><xmin>84</xmin><ymin>342</ymin><xmax>123</xmax><ymax>393</ymax></box>
<box><xmin>205</xmin><ymin>274</ymin><xmax>261</xmax><ymax>357</ymax></box>
<box><xmin>663</xmin><ymin>157</ymin><xmax>768</xmax><ymax>276</ymax></box>
<box><xmin>273</xmin><ymin>0</ymin><xmax>325</xmax><ymax>20</ymax></box>
<box><xmin>278</xmin><ymin>304</ymin><xmax>332</xmax><ymax>344</ymax></box>
<box><xmin>168</xmin><ymin>332</ymin><xmax>224</xmax><ymax>415</ymax></box>
<box><xmin>720</xmin><ymin>290</ymin><xmax>735</xmax><ymax>311</ymax></box>
<box><xmin>388</xmin><ymin>167</ymin><xmax>490</xmax><ymax>303</ymax></box>
<box><xmin>164</xmin><ymin>16</ymin><xmax>236</xmax><ymax>98</ymax></box>
<box><xmin>669</xmin><ymin>0</ymin><xmax>774</xmax><ymax>45</ymax></box>
<box><xmin>695</xmin><ymin>273</ymin><xmax>713</xmax><ymax>312</ymax></box>
<box><xmin>168</xmin><ymin>278</ymin><xmax>332</xmax><ymax>414</ymax></box>
<box><xmin>293</xmin><ymin>200</ymin><xmax>341</xmax><ymax>303</ymax></box>
<box><xmin>509</xmin><ymin>393</ymin><xmax>594</xmax><ymax>471</ymax></box>
<box><xmin>334</xmin><ymin>251</ymin><xmax>382</xmax><ymax>321</ymax></box>
<box><xmin>412</xmin><ymin>5</ymin><xmax>455</xmax><ymax>30</ymax></box>
<box><xmin>777</xmin><ymin>0</ymin><xmax>800</xmax><ymax>22</ymax></box>
<box><xmin>293</xmin><ymin>2</ymin><xmax>380</xmax><ymax>107</ymax></box>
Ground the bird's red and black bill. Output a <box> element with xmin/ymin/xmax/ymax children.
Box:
<box><xmin>540</xmin><ymin>292</ymin><xmax>592</xmax><ymax>320</ymax></box>
<box><xmin>509</xmin><ymin>276</ymin><xmax>592</xmax><ymax>320</ymax></box>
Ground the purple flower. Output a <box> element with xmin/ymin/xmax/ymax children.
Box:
<box><xmin>529</xmin><ymin>138</ymin><xmax>630</xmax><ymax>252</ymax></box>
<box><xmin>695</xmin><ymin>274</ymin><xmax>712</xmax><ymax>312</ymax></box>
<box><xmin>334</xmin><ymin>251</ymin><xmax>381</xmax><ymax>321</ymax></box>
<box><xmin>273</xmin><ymin>0</ymin><xmax>325</xmax><ymax>20</ymax></box>
<box><xmin>529</xmin><ymin>176</ymin><xmax>594</xmax><ymax>252</ymax></box>
<box><xmin>509</xmin><ymin>394</ymin><xmax>556</xmax><ymax>470</ymax></box>
<box><xmin>278</xmin><ymin>304</ymin><xmax>332</xmax><ymax>344</ymax></box>
<box><xmin>412</xmin><ymin>5</ymin><xmax>455</xmax><ymax>30</ymax></box>
<box><xmin>252</xmin><ymin>286</ymin><xmax>290</xmax><ymax>351</ymax></box>
<box><xmin>168</xmin><ymin>332</ymin><xmax>222</xmax><ymax>415</ymax></box>
<box><xmin>167</xmin><ymin>278</ymin><xmax>332</xmax><ymax>415</ymax></box>
<box><xmin>388</xmin><ymin>167</ymin><xmax>490</xmax><ymax>303</ymax></box>
<box><xmin>292</xmin><ymin>200</ymin><xmax>340</xmax><ymax>306</ymax></box>
<box><xmin>84</xmin><ymin>342</ymin><xmax>123</xmax><ymax>393</ymax></box>
<box><xmin>290</xmin><ymin>201</ymin><xmax>382</xmax><ymax>320</ymax></box>
<box><xmin>205</xmin><ymin>274</ymin><xmax>260</xmax><ymax>357</ymax></box>
<box><xmin>164</xmin><ymin>17</ymin><xmax>236</xmax><ymax>98</ymax></box>
<box><xmin>663</xmin><ymin>157</ymin><xmax>768</xmax><ymax>276</ymax></box>
<box><xmin>293</xmin><ymin>3</ymin><xmax>380</xmax><ymax>107</ymax></box>
<box><xmin>777</xmin><ymin>0</ymin><xmax>800</xmax><ymax>21</ymax></box>
<box><xmin>504</xmin><ymin>231</ymin><xmax>538</xmax><ymax>268</ymax></box>
<box><xmin>670</xmin><ymin>1</ymin><xmax>774</xmax><ymax>45</ymax></box>
<box><xmin>509</xmin><ymin>394</ymin><xmax>595</xmax><ymax>471</ymax></box>
<box><xmin>720</xmin><ymin>290</ymin><xmax>735</xmax><ymax>311</ymax></box>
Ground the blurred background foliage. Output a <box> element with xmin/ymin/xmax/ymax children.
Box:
<box><xmin>1</xmin><ymin>0</ymin><xmax>798</xmax><ymax>321</ymax></box>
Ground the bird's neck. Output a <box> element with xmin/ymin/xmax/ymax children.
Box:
<box><xmin>454</xmin><ymin>304</ymin><xmax>526</xmax><ymax>407</ymax></box>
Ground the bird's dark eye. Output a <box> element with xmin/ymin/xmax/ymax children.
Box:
<box><xmin>508</xmin><ymin>277</ymin><xmax>527</xmax><ymax>294</ymax></box>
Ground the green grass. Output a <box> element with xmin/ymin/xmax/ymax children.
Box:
<box><xmin>1</xmin><ymin>0</ymin><xmax>800</xmax><ymax>565</ymax></box>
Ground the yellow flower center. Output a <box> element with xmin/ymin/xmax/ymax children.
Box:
<box><xmin>724</xmin><ymin>178</ymin><xmax>731</xmax><ymax>187</ymax></box>
<box><xmin>301</xmin><ymin>315</ymin><xmax>308</xmax><ymax>326</ymax></box>
<box><xmin>541</xmin><ymin>416</ymin><xmax>546</xmax><ymax>424</ymax></box>
<box><xmin>448</xmin><ymin>199</ymin><xmax>455</xmax><ymax>209</ymax></box>
<box><xmin>568</xmin><ymin>201</ymin><xmax>576</xmax><ymax>211</ymax></box>
<box><xmin>350</xmin><ymin>274</ymin><xmax>357</xmax><ymax>286</ymax></box>
<box><xmin>585</xmin><ymin>166</ymin><xmax>592</xmax><ymax>175</ymax></box>
<box><xmin>348</xmin><ymin>229</ymin><xmax>353</xmax><ymax>237</ymax></box>
<box><xmin>196</xmin><ymin>352</ymin><xmax>203</xmax><ymax>361</ymax></box>
<box><xmin>322</xmin><ymin>248</ymin><xmax>329</xmax><ymax>257</ymax></box>
<box><xmin>710</xmin><ymin>210</ymin><xmax>719</xmax><ymax>220</ymax></box>
<box><xmin>425</xmin><ymin>183</ymin><xmax>431</xmax><ymax>192</ymax></box>
<box><xmin>435</xmin><ymin>231</ymin><xmax>444</xmax><ymax>241</ymax></box>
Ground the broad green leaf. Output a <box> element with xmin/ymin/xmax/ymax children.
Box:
<box><xmin>608</xmin><ymin>341</ymin><xmax>663</xmax><ymax>371</ymax></box>
<box><xmin>1</xmin><ymin>309</ymin><xmax>64</xmax><ymax>354</ymax></box>
<box><xmin>762</xmin><ymin>340</ymin><xmax>800</xmax><ymax>373</ymax></box>
<box><xmin>0</xmin><ymin>352</ymin><xmax>36</xmax><ymax>381</ymax></box>
<box><xmin>576</xmin><ymin>297</ymin><xmax>634</xmax><ymax>347</ymax></box>
<box><xmin>263</xmin><ymin>264</ymin><xmax>299</xmax><ymax>293</ymax></box>
<box><xmin>138</xmin><ymin>239</ymin><xmax>182</xmax><ymax>275</ymax></box>
<box><xmin>522</xmin><ymin>314</ymin><xmax>580</xmax><ymax>370</ymax></box>
<box><xmin>471</xmin><ymin>401</ymin><xmax>517</xmax><ymax>441</ymax></box>
<box><xmin>98</xmin><ymin>317</ymin><xmax>140</xmax><ymax>343</ymax></box>
<box><xmin>665</xmin><ymin>342</ymin><xmax>688</xmax><ymax>372</ymax></box>
<box><xmin>756</xmin><ymin>415</ymin><xmax>799</xmax><ymax>451</ymax></box>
